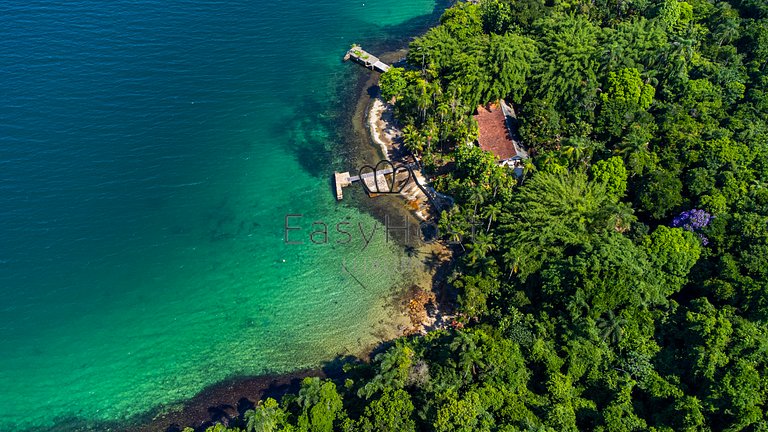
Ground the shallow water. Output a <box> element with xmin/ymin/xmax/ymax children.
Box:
<box><xmin>0</xmin><ymin>0</ymin><xmax>443</xmax><ymax>428</ymax></box>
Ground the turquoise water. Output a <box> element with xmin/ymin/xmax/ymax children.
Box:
<box><xmin>0</xmin><ymin>1</ymin><xmax>443</xmax><ymax>429</ymax></box>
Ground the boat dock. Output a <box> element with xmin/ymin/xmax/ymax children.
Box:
<box><xmin>343</xmin><ymin>45</ymin><xmax>390</xmax><ymax>73</ymax></box>
<box><xmin>333</xmin><ymin>164</ymin><xmax>415</xmax><ymax>200</ymax></box>
<box><xmin>333</xmin><ymin>163</ymin><xmax>449</xmax><ymax>221</ymax></box>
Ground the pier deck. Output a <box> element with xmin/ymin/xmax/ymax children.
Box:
<box><xmin>333</xmin><ymin>164</ymin><xmax>416</xmax><ymax>200</ymax></box>
<box><xmin>343</xmin><ymin>45</ymin><xmax>390</xmax><ymax>73</ymax></box>
<box><xmin>334</xmin><ymin>172</ymin><xmax>350</xmax><ymax>200</ymax></box>
<box><xmin>333</xmin><ymin>163</ymin><xmax>446</xmax><ymax>221</ymax></box>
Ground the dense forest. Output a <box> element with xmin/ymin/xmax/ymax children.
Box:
<box><xmin>190</xmin><ymin>0</ymin><xmax>768</xmax><ymax>430</ymax></box>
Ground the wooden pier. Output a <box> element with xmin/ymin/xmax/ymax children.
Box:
<box><xmin>343</xmin><ymin>45</ymin><xmax>390</xmax><ymax>73</ymax></box>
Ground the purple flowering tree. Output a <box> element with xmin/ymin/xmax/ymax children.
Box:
<box><xmin>671</xmin><ymin>209</ymin><xmax>712</xmax><ymax>245</ymax></box>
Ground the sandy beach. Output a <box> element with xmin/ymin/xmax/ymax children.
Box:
<box><xmin>368</xmin><ymin>97</ymin><xmax>401</xmax><ymax>159</ymax></box>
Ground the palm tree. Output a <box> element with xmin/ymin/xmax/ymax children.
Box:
<box><xmin>538</xmin><ymin>150</ymin><xmax>566</xmax><ymax>172</ymax></box>
<box><xmin>567</xmin><ymin>289</ymin><xmax>591</xmax><ymax>321</ymax></box>
<box><xmin>600</xmin><ymin>37</ymin><xmax>625</xmax><ymax>73</ymax></box>
<box><xmin>520</xmin><ymin>158</ymin><xmax>537</xmax><ymax>185</ymax></box>
<box><xmin>502</xmin><ymin>248</ymin><xmax>519</xmax><ymax>280</ymax></box>
<box><xmin>244</xmin><ymin>402</ymin><xmax>281</xmax><ymax>432</ymax></box>
<box><xmin>489</xmin><ymin>168</ymin><xmax>506</xmax><ymax>199</ymax></box>
<box><xmin>669</xmin><ymin>35</ymin><xmax>695</xmax><ymax>63</ymax></box>
<box><xmin>436</xmin><ymin>101</ymin><xmax>451</xmax><ymax>151</ymax></box>
<box><xmin>439</xmin><ymin>206</ymin><xmax>467</xmax><ymax>251</ymax></box>
<box><xmin>602</xmin><ymin>201</ymin><xmax>635</xmax><ymax>233</ymax></box>
<box><xmin>615</xmin><ymin>127</ymin><xmax>651</xmax><ymax>175</ymax></box>
<box><xmin>483</xmin><ymin>202</ymin><xmax>502</xmax><ymax>233</ymax></box>
<box><xmin>466</xmin><ymin>232</ymin><xmax>495</xmax><ymax>266</ymax></box>
<box><xmin>469</xmin><ymin>187</ymin><xmax>486</xmax><ymax>218</ymax></box>
<box><xmin>714</xmin><ymin>4</ymin><xmax>740</xmax><ymax>47</ymax></box>
<box><xmin>597</xmin><ymin>310</ymin><xmax>627</xmax><ymax>345</ymax></box>
<box><xmin>296</xmin><ymin>378</ymin><xmax>322</xmax><ymax>409</ymax></box>
<box><xmin>450</xmin><ymin>230</ymin><xmax>466</xmax><ymax>251</ymax></box>
<box><xmin>449</xmin><ymin>331</ymin><xmax>485</xmax><ymax>381</ymax></box>
<box><xmin>641</xmin><ymin>68</ymin><xmax>660</xmax><ymax>88</ymax></box>
<box><xmin>402</xmin><ymin>125</ymin><xmax>425</xmax><ymax>154</ymax></box>
<box><xmin>431</xmin><ymin>82</ymin><xmax>443</xmax><ymax>108</ymax></box>
<box><xmin>449</xmin><ymin>87</ymin><xmax>460</xmax><ymax>117</ymax></box>
<box><xmin>561</xmin><ymin>137</ymin><xmax>596</xmax><ymax>167</ymax></box>
<box><xmin>415</xmin><ymin>79</ymin><xmax>433</xmax><ymax>123</ymax></box>
<box><xmin>422</xmin><ymin>120</ymin><xmax>439</xmax><ymax>153</ymax></box>
<box><xmin>358</xmin><ymin>344</ymin><xmax>415</xmax><ymax>398</ymax></box>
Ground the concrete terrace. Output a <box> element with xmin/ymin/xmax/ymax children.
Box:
<box><xmin>343</xmin><ymin>45</ymin><xmax>391</xmax><ymax>73</ymax></box>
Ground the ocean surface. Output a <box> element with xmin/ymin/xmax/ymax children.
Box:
<box><xmin>0</xmin><ymin>1</ymin><xmax>443</xmax><ymax>429</ymax></box>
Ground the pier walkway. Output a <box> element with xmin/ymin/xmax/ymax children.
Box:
<box><xmin>343</xmin><ymin>45</ymin><xmax>390</xmax><ymax>73</ymax></box>
<box><xmin>333</xmin><ymin>163</ymin><xmax>417</xmax><ymax>200</ymax></box>
<box><xmin>333</xmin><ymin>163</ymin><xmax>450</xmax><ymax>221</ymax></box>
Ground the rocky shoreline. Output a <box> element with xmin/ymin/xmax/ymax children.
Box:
<box><xmin>125</xmin><ymin>369</ymin><xmax>329</xmax><ymax>432</ymax></box>
<box><xmin>349</xmin><ymin>48</ymin><xmax>457</xmax><ymax>335</ymax></box>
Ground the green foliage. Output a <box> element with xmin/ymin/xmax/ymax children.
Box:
<box><xmin>599</xmin><ymin>18</ymin><xmax>667</xmax><ymax>72</ymax></box>
<box><xmin>590</xmin><ymin>156</ymin><xmax>628</xmax><ymax>198</ymax></box>
<box><xmin>636</xmin><ymin>169</ymin><xmax>683</xmax><ymax>219</ymax></box>
<box><xmin>657</xmin><ymin>0</ymin><xmax>694</xmax><ymax>32</ymax></box>
<box><xmin>500</xmin><ymin>171</ymin><xmax>635</xmax><ymax>279</ymax></box>
<box><xmin>483</xmin><ymin>33</ymin><xmax>538</xmax><ymax>104</ymax></box>
<box><xmin>358</xmin><ymin>343</ymin><xmax>415</xmax><ymax>399</ymax></box>
<box><xmin>355</xmin><ymin>389</ymin><xmax>415</xmax><ymax>432</ymax></box>
<box><xmin>542</xmin><ymin>232</ymin><xmax>666</xmax><ymax>316</ymax></box>
<box><xmin>598</xmin><ymin>68</ymin><xmax>655</xmax><ymax>139</ymax></box>
<box><xmin>603</xmin><ymin>68</ymin><xmax>655</xmax><ymax>111</ymax></box>
<box><xmin>454</xmin><ymin>272</ymin><xmax>499</xmax><ymax>317</ymax></box>
<box><xmin>433</xmin><ymin>390</ymin><xmax>491</xmax><ymax>432</ymax></box>
<box><xmin>206</xmin><ymin>425</ymin><xmax>242</xmax><ymax>432</ymax></box>
<box><xmin>295</xmin><ymin>378</ymin><xmax>343</xmax><ymax>432</ymax></box>
<box><xmin>533</xmin><ymin>14</ymin><xmax>600</xmax><ymax>113</ymax></box>
<box><xmin>519</xmin><ymin>98</ymin><xmax>562</xmax><ymax>149</ymax></box>
<box><xmin>643</xmin><ymin>226</ymin><xmax>701</xmax><ymax>281</ymax></box>
<box><xmin>480</xmin><ymin>0</ymin><xmax>514</xmax><ymax>34</ymax></box>
<box><xmin>481</xmin><ymin>0</ymin><xmax>549</xmax><ymax>33</ymax></box>
<box><xmin>378</xmin><ymin>67</ymin><xmax>406</xmax><ymax>101</ymax></box>
<box><xmin>245</xmin><ymin>398</ymin><xmax>291</xmax><ymax>432</ymax></box>
<box><xmin>439</xmin><ymin>2</ymin><xmax>483</xmax><ymax>40</ymax></box>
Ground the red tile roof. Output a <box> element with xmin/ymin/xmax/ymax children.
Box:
<box><xmin>474</xmin><ymin>102</ymin><xmax>518</xmax><ymax>161</ymax></box>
